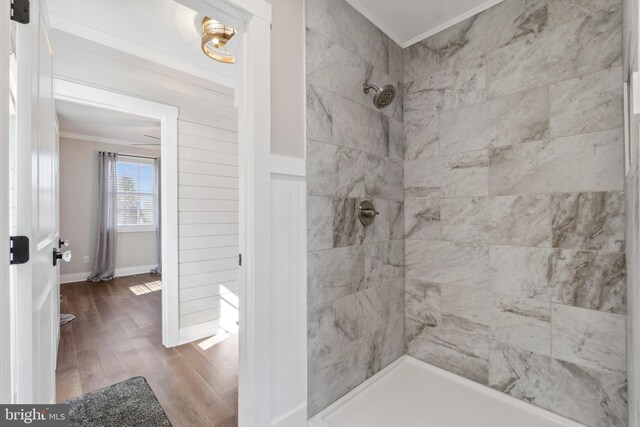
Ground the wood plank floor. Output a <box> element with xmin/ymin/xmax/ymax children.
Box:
<box><xmin>56</xmin><ymin>273</ymin><xmax>238</xmax><ymax>427</ymax></box>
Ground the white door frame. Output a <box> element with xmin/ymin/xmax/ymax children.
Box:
<box><xmin>0</xmin><ymin>0</ymin><xmax>12</xmax><ymax>404</ymax></box>
<box><xmin>2</xmin><ymin>1</ymin><xmax>275</xmax><ymax>425</ymax></box>
<box><xmin>173</xmin><ymin>0</ymin><xmax>273</xmax><ymax>425</ymax></box>
<box><xmin>55</xmin><ymin>79</ymin><xmax>180</xmax><ymax>348</ymax></box>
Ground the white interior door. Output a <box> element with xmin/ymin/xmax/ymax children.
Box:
<box><xmin>13</xmin><ymin>0</ymin><xmax>59</xmax><ymax>403</ymax></box>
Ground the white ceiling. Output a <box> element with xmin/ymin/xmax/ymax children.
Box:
<box><xmin>345</xmin><ymin>0</ymin><xmax>505</xmax><ymax>47</ymax></box>
<box><xmin>57</xmin><ymin>100</ymin><xmax>161</xmax><ymax>150</ymax></box>
<box><xmin>45</xmin><ymin>0</ymin><xmax>237</xmax><ymax>88</ymax></box>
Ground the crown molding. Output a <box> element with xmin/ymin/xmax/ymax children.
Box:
<box><xmin>403</xmin><ymin>0</ymin><xmax>505</xmax><ymax>48</ymax></box>
<box><xmin>345</xmin><ymin>0</ymin><xmax>505</xmax><ymax>49</ymax></box>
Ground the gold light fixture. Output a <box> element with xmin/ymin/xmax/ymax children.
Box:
<box><xmin>201</xmin><ymin>17</ymin><xmax>236</xmax><ymax>64</ymax></box>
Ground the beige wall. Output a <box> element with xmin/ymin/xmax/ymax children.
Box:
<box><xmin>265</xmin><ymin>0</ymin><xmax>305</xmax><ymax>159</ymax></box>
<box><xmin>59</xmin><ymin>137</ymin><xmax>160</xmax><ymax>280</ymax></box>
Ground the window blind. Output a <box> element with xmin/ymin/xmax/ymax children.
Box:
<box><xmin>116</xmin><ymin>156</ymin><xmax>157</xmax><ymax>228</ymax></box>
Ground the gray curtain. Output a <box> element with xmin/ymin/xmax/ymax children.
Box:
<box><xmin>88</xmin><ymin>152</ymin><xmax>118</xmax><ymax>282</ymax></box>
<box><xmin>151</xmin><ymin>157</ymin><xmax>162</xmax><ymax>274</ymax></box>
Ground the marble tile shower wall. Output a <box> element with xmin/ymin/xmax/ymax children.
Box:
<box><xmin>305</xmin><ymin>0</ymin><xmax>405</xmax><ymax>417</ymax></box>
<box><xmin>403</xmin><ymin>0</ymin><xmax>627</xmax><ymax>426</ymax></box>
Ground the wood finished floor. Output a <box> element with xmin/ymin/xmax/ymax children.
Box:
<box><xmin>56</xmin><ymin>273</ymin><xmax>238</xmax><ymax>427</ymax></box>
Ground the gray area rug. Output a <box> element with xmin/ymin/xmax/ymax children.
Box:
<box><xmin>64</xmin><ymin>376</ymin><xmax>172</xmax><ymax>427</ymax></box>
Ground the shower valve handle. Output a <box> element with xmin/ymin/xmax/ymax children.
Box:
<box><xmin>360</xmin><ymin>208</ymin><xmax>379</xmax><ymax>218</ymax></box>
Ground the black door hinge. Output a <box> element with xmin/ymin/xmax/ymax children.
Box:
<box><xmin>10</xmin><ymin>0</ymin><xmax>30</xmax><ymax>24</ymax></box>
<box><xmin>10</xmin><ymin>236</ymin><xmax>30</xmax><ymax>265</ymax></box>
<box><xmin>239</xmin><ymin>253</ymin><xmax>242</xmax><ymax>266</ymax></box>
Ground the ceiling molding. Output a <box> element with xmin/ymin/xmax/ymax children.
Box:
<box><xmin>59</xmin><ymin>132</ymin><xmax>161</xmax><ymax>150</ymax></box>
<box><xmin>343</xmin><ymin>0</ymin><xmax>405</xmax><ymax>47</ymax></box>
<box><xmin>403</xmin><ymin>0</ymin><xmax>505</xmax><ymax>48</ymax></box>
<box><xmin>48</xmin><ymin>14</ymin><xmax>236</xmax><ymax>89</ymax></box>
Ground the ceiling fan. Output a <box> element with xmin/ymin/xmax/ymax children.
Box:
<box><xmin>131</xmin><ymin>134</ymin><xmax>161</xmax><ymax>146</ymax></box>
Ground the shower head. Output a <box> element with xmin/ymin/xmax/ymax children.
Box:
<box><xmin>363</xmin><ymin>81</ymin><xmax>397</xmax><ymax>109</ymax></box>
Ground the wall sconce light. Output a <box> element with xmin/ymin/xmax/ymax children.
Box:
<box><xmin>201</xmin><ymin>17</ymin><xmax>236</xmax><ymax>64</ymax></box>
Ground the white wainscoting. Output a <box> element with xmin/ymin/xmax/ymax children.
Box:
<box><xmin>269</xmin><ymin>156</ymin><xmax>307</xmax><ymax>426</ymax></box>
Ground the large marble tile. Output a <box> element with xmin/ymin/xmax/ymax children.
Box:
<box><xmin>551</xmin><ymin>192</ymin><xmax>625</xmax><ymax>252</ymax></box>
<box><xmin>308</xmin><ymin>300</ymin><xmax>353</xmax><ymax>361</ymax></box>
<box><xmin>489</xmin><ymin>195</ymin><xmax>552</xmax><ymax>247</ymax></box>
<box><xmin>489</xmin><ymin>344</ymin><xmax>627</xmax><ymax>427</ymax></box>
<box><xmin>626</xmin><ymin>170</ymin><xmax>640</xmax><ymax>427</ymax></box>
<box><xmin>404</xmin><ymin>156</ymin><xmax>444</xmax><ymax>199</ymax></box>
<box><xmin>406</xmin><ymin>0</ymin><xmax>548</xmax><ymax>82</ymax></box>
<box><xmin>308</xmin><ymin>246</ymin><xmax>365</xmax><ymax>305</ymax></box>
<box><xmin>404</xmin><ymin>199</ymin><xmax>441</xmax><ymax>241</ymax></box>
<box><xmin>489</xmin><ymin>129</ymin><xmax>624</xmax><ymax>195</ymax></box>
<box><xmin>490</xmin><ymin>245</ymin><xmax>626</xmax><ymax>313</ymax></box>
<box><xmin>305</xmin><ymin>0</ymin><xmax>332</xmax><ymax>37</ymax></box>
<box><xmin>307</xmin><ymin>197</ymin><xmax>365</xmax><ymax>251</ymax></box>
<box><xmin>365</xmin><ymin>241</ymin><xmax>404</xmax><ymax>289</ymax></box>
<box><xmin>406</xmin><ymin>316</ymin><xmax>491</xmax><ymax>384</ymax></box>
<box><xmin>404</xmin><ymin>57</ymin><xmax>486</xmax><ymax>119</ymax></box>
<box><xmin>442</xmin><ymin>150</ymin><xmax>489</xmax><ymax>197</ymax></box>
<box><xmin>332</xmin><ymin>95</ymin><xmax>373</xmax><ymax>152</ymax></box>
<box><xmin>406</xmin><ymin>240</ymin><xmax>488</xmax><ymax>288</ymax></box>
<box><xmin>388</xmin><ymin>34</ymin><xmax>404</xmax><ymax>85</ymax></box>
<box><xmin>493</xmin><ymin>296</ymin><xmax>551</xmax><ymax>355</ymax></box>
<box><xmin>308</xmin><ymin>287</ymin><xmax>384</xmax><ymax>360</ymax></box>
<box><xmin>548</xmin><ymin>249</ymin><xmax>626</xmax><ymax>314</ymax></box>
<box><xmin>487</xmin><ymin>7</ymin><xmax>622</xmax><ymax>97</ymax></box>
<box><xmin>330</xmin><ymin>0</ymin><xmax>377</xmax><ymax>68</ymax></box>
<box><xmin>388</xmin><ymin>118</ymin><xmax>404</xmax><ymax>161</ymax></box>
<box><xmin>441</xmin><ymin>197</ymin><xmax>491</xmax><ymax>243</ymax></box>
<box><xmin>364</xmin><ymin>155</ymin><xmax>403</xmax><ymax>200</ymax></box>
<box><xmin>439</xmin><ymin>87</ymin><xmax>548</xmax><ymax>155</ymax></box>
<box><xmin>308</xmin><ymin>336</ymin><xmax>372</xmax><ymax>417</ymax></box>
<box><xmin>439</xmin><ymin>283</ymin><xmax>494</xmax><ymax>326</ymax></box>
<box><xmin>490</xmin><ymin>245</ymin><xmax>555</xmax><ymax>301</ymax></box>
<box><xmin>373</xmin><ymin>295</ymin><xmax>405</xmax><ymax>369</ymax></box>
<box><xmin>551</xmin><ymin>304</ymin><xmax>626</xmax><ymax>373</ymax></box>
<box><xmin>307</xmin><ymin>84</ymin><xmax>333</xmax><ymax>144</ymax></box>
<box><xmin>406</xmin><ymin>280</ymin><xmax>441</xmax><ymax>326</ymax></box>
<box><xmin>307</xmin><ymin>196</ymin><xmax>335</xmax><ymax>251</ymax></box>
<box><xmin>550</xmin><ymin>66</ymin><xmax>623</xmax><ymax>138</ymax></box>
<box><xmin>360</xmin><ymin>199</ymin><xmax>403</xmax><ymax>244</ymax></box>
<box><xmin>548</xmin><ymin>0</ymin><xmax>622</xmax><ymax>28</ymax></box>
<box><xmin>403</xmin><ymin>114</ymin><xmax>439</xmax><ymax>162</ymax></box>
<box><xmin>306</xmin><ymin>28</ymin><xmax>368</xmax><ymax>105</ymax></box>
<box><xmin>307</xmin><ymin>140</ymin><xmax>364</xmax><ymax>198</ymax></box>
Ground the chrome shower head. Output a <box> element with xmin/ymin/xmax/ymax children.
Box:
<box><xmin>363</xmin><ymin>81</ymin><xmax>397</xmax><ymax>109</ymax></box>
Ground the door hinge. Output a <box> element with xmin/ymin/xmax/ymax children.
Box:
<box><xmin>10</xmin><ymin>236</ymin><xmax>30</xmax><ymax>265</ymax></box>
<box><xmin>10</xmin><ymin>0</ymin><xmax>30</xmax><ymax>24</ymax></box>
<box><xmin>239</xmin><ymin>253</ymin><xmax>242</xmax><ymax>266</ymax></box>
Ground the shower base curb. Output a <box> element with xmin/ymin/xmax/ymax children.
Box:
<box><xmin>307</xmin><ymin>355</ymin><xmax>586</xmax><ymax>427</ymax></box>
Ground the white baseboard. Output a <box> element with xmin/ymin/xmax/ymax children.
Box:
<box><xmin>177</xmin><ymin>319</ymin><xmax>222</xmax><ymax>346</ymax></box>
<box><xmin>271</xmin><ymin>402</ymin><xmax>307</xmax><ymax>427</ymax></box>
<box><xmin>60</xmin><ymin>264</ymin><xmax>157</xmax><ymax>284</ymax></box>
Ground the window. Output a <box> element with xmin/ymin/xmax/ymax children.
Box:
<box><xmin>116</xmin><ymin>156</ymin><xmax>157</xmax><ymax>232</ymax></box>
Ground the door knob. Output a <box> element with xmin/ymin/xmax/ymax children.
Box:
<box><xmin>53</xmin><ymin>249</ymin><xmax>72</xmax><ymax>266</ymax></box>
<box><xmin>59</xmin><ymin>238</ymin><xmax>69</xmax><ymax>248</ymax></box>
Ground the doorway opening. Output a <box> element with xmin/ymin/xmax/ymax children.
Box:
<box><xmin>2</xmin><ymin>0</ymin><xmax>275</xmax><ymax>424</ymax></box>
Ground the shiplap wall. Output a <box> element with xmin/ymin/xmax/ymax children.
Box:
<box><xmin>50</xmin><ymin>30</ymin><xmax>239</xmax><ymax>339</ymax></box>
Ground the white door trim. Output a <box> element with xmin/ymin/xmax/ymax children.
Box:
<box><xmin>0</xmin><ymin>0</ymin><xmax>12</xmax><ymax>404</ymax></box>
<box><xmin>175</xmin><ymin>0</ymin><xmax>274</xmax><ymax>425</ymax></box>
<box><xmin>55</xmin><ymin>79</ymin><xmax>181</xmax><ymax>348</ymax></box>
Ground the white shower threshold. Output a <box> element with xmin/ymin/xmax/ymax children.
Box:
<box><xmin>308</xmin><ymin>355</ymin><xmax>585</xmax><ymax>427</ymax></box>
